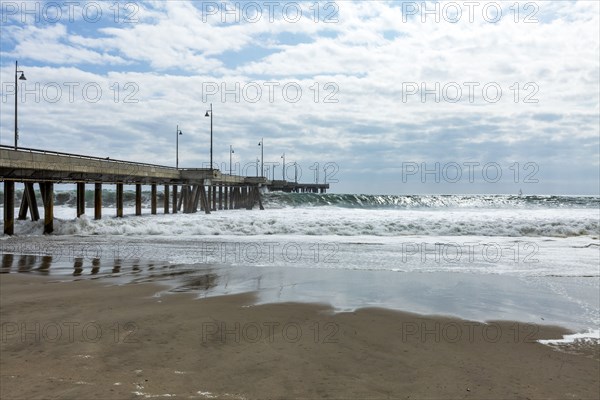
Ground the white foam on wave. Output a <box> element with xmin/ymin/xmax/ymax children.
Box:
<box><xmin>2</xmin><ymin>205</ymin><xmax>598</xmax><ymax>238</ymax></box>
<box><xmin>538</xmin><ymin>329</ymin><xmax>600</xmax><ymax>345</ymax></box>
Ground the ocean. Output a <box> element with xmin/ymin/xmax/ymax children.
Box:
<box><xmin>1</xmin><ymin>192</ymin><xmax>599</xmax><ymax>344</ymax></box>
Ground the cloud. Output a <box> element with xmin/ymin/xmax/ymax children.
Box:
<box><xmin>0</xmin><ymin>0</ymin><xmax>598</xmax><ymax>194</ymax></box>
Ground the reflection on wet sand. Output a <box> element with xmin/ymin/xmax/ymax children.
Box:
<box><xmin>112</xmin><ymin>260</ymin><xmax>121</xmax><ymax>274</ymax></box>
<box><xmin>0</xmin><ymin>253</ymin><xmax>219</xmax><ymax>293</ymax></box>
<box><xmin>18</xmin><ymin>255</ymin><xmax>38</xmax><ymax>272</ymax></box>
<box><xmin>73</xmin><ymin>258</ymin><xmax>84</xmax><ymax>276</ymax></box>
<box><xmin>169</xmin><ymin>273</ymin><xmax>218</xmax><ymax>292</ymax></box>
<box><xmin>91</xmin><ymin>258</ymin><xmax>100</xmax><ymax>275</ymax></box>
<box><xmin>1</xmin><ymin>253</ymin><xmax>14</xmax><ymax>273</ymax></box>
<box><xmin>39</xmin><ymin>256</ymin><xmax>52</xmax><ymax>273</ymax></box>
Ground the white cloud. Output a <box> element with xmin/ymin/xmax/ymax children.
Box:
<box><xmin>0</xmin><ymin>0</ymin><xmax>598</xmax><ymax>194</ymax></box>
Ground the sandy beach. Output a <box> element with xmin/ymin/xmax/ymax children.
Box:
<box><xmin>1</xmin><ymin>273</ymin><xmax>598</xmax><ymax>400</ymax></box>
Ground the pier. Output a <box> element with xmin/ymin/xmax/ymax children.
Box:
<box><xmin>1</xmin><ymin>146</ymin><xmax>328</xmax><ymax>235</ymax></box>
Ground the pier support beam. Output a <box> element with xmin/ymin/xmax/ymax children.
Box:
<box><xmin>241</xmin><ymin>187</ymin><xmax>248</xmax><ymax>209</ymax></box>
<box><xmin>18</xmin><ymin>182</ymin><xmax>39</xmax><ymax>221</ymax></box>
<box><xmin>212</xmin><ymin>186</ymin><xmax>217</xmax><ymax>211</ymax></box>
<box><xmin>219</xmin><ymin>185</ymin><xmax>223</xmax><ymax>210</ymax></box>
<box><xmin>181</xmin><ymin>186</ymin><xmax>189</xmax><ymax>213</ymax></box>
<box><xmin>94</xmin><ymin>183</ymin><xmax>102</xmax><ymax>220</ymax></box>
<box><xmin>237</xmin><ymin>187</ymin><xmax>242</xmax><ymax>209</ymax></box>
<box><xmin>256</xmin><ymin>187</ymin><xmax>264</xmax><ymax>210</ymax></box>
<box><xmin>135</xmin><ymin>184</ymin><xmax>142</xmax><ymax>216</ymax></box>
<box><xmin>246</xmin><ymin>187</ymin><xmax>263</xmax><ymax>211</ymax></box>
<box><xmin>192</xmin><ymin>185</ymin><xmax>201</xmax><ymax>213</ymax></box>
<box><xmin>172</xmin><ymin>185</ymin><xmax>178</xmax><ymax>214</ymax></box>
<box><xmin>3</xmin><ymin>181</ymin><xmax>15</xmax><ymax>235</ymax></box>
<box><xmin>17</xmin><ymin>188</ymin><xmax>27</xmax><ymax>221</ymax></box>
<box><xmin>177</xmin><ymin>186</ymin><xmax>185</xmax><ymax>212</ymax></box>
<box><xmin>224</xmin><ymin>186</ymin><xmax>229</xmax><ymax>210</ymax></box>
<box><xmin>43</xmin><ymin>182</ymin><xmax>54</xmax><ymax>234</ymax></box>
<box><xmin>164</xmin><ymin>185</ymin><xmax>170</xmax><ymax>214</ymax></box>
<box><xmin>189</xmin><ymin>186</ymin><xmax>195</xmax><ymax>213</ymax></box>
<box><xmin>200</xmin><ymin>184</ymin><xmax>210</xmax><ymax>214</ymax></box>
<box><xmin>116</xmin><ymin>183</ymin><xmax>124</xmax><ymax>218</ymax></box>
<box><xmin>77</xmin><ymin>182</ymin><xmax>85</xmax><ymax>217</ymax></box>
<box><xmin>151</xmin><ymin>184</ymin><xmax>157</xmax><ymax>215</ymax></box>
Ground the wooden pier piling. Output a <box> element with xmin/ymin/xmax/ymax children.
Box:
<box><xmin>164</xmin><ymin>185</ymin><xmax>170</xmax><ymax>214</ymax></box>
<box><xmin>151</xmin><ymin>184</ymin><xmax>157</xmax><ymax>215</ymax></box>
<box><xmin>177</xmin><ymin>186</ymin><xmax>185</xmax><ymax>212</ymax></box>
<box><xmin>213</xmin><ymin>186</ymin><xmax>217</xmax><ymax>210</ymax></box>
<box><xmin>192</xmin><ymin>185</ymin><xmax>201</xmax><ymax>212</ymax></box>
<box><xmin>135</xmin><ymin>184</ymin><xmax>142</xmax><ymax>216</ymax></box>
<box><xmin>18</xmin><ymin>182</ymin><xmax>39</xmax><ymax>221</ymax></box>
<box><xmin>200</xmin><ymin>184</ymin><xmax>210</xmax><ymax>214</ymax></box>
<box><xmin>172</xmin><ymin>185</ymin><xmax>177</xmax><ymax>214</ymax></box>
<box><xmin>42</xmin><ymin>182</ymin><xmax>54</xmax><ymax>234</ymax></box>
<box><xmin>241</xmin><ymin>187</ymin><xmax>248</xmax><ymax>209</ymax></box>
<box><xmin>116</xmin><ymin>183</ymin><xmax>123</xmax><ymax>218</ymax></box>
<box><xmin>77</xmin><ymin>182</ymin><xmax>85</xmax><ymax>217</ymax></box>
<box><xmin>219</xmin><ymin>185</ymin><xmax>223</xmax><ymax>210</ymax></box>
<box><xmin>3</xmin><ymin>181</ymin><xmax>15</xmax><ymax>235</ymax></box>
<box><xmin>207</xmin><ymin>186</ymin><xmax>212</xmax><ymax>211</ymax></box>
<box><xmin>94</xmin><ymin>183</ymin><xmax>102</xmax><ymax>220</ymax></box>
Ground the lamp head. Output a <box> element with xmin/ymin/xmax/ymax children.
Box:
<box><xmin>205</xmin><ymin>111</ymin><xmax>210</xmax><ymax>117</ymax></box>
<box><xmin>19</xmin><ymin>72</ymin><xmax>26</xmax><ymax>80</ymax></box>
<box><xmin>178</xmin><ymin>130</ymin><xmax>182</xmax><ymax>135</ymax></box>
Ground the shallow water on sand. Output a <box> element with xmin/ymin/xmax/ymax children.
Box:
<box><xmin>2</xmin><ymin>246</ymin><xmax>598</xmax><ymax>337</ymax></box>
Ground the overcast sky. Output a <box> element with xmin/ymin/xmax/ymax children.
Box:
<box><xmin>1</xmin><ymin>1</ymin><xmax>598</xmax><ymax>194</ymax></box>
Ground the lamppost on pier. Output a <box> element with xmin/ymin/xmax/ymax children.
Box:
<box><xmin>176</xmin><ymin>125</ymin><xmax>183</xmax><ymax>169</ymax></box>
<box><xmin>14</xmin><ymin>60</ymin><xmax>27</xmax><ymax>150</ymax></box>
<box><xmin>294</xmin><ymin>162</ymin><xmax>298</xmax><ymax>183</ymax></box>
<box><xmin>281</xmin><ymin>153</ymin><xmax>285</xmax><ymax>180</ymax></box>
<box><xmin>258</xmin><ymin>138</ymin><xmax>263</xmax><ymax>178</ymax></box>
<box><xmin>204</xmin><ymin>103</ymin><xmax>213</xmax><ymax>169</ymax></box>
<box><xmin>230</xmin><ymin>145</ymin><xmax>234</xmax><ymax>175</ymax></box>
<box><xmin>256</xmin><ymin>158</ymin><xmax>260</xmax><ymax>177</ymax></box>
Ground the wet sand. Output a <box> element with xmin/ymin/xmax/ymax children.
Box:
<box><xmin>1</xmin><ymin>273</ymin><xmax>598</xmax><ymax>400</ymax></box>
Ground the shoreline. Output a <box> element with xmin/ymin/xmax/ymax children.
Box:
<box><xmin>1</xmin><ymin>273</ymin><xmax>598</xmax><ymax>399</ymax></box>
